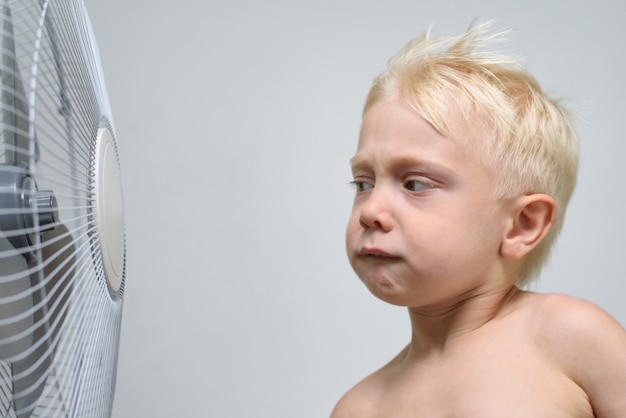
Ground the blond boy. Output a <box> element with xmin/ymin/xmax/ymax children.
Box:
<box><xmin>332</xmin><ymin>23</ymin><xmax>626</xmax><ymax>417</ymax></box>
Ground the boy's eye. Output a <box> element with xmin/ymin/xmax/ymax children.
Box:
<box><xmin>404</xmin><ymin>179</ymin><xmax>432</xmax><ymax>192</ymax></box>
<box><xmin>351</xmin><ymin>180</ymin><xmax>373</xmax><ymax>192</ymax></box>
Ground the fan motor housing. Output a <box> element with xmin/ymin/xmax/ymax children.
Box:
<box><xmin>0</xmin><ymin>164</ymin><xmax>58</xmax><ymax>261</ymax></box>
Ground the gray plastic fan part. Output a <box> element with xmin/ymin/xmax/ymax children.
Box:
<box><xmin>0</xmin><ymin>223</ymin><xmax>74</xmax><ymax>418</ymax></box>
<box><xmin>0</xmin><ymin>3</ymin><xmax>61</xmax><ymax>416</ymax></box>
<box><xmin>0</xmin><ymin>164</ymin><xmax>58</xmax><ymax>261</ymax></box>
<box><xmin>1</xmin><ymin>2</ymin><xmax>39</xmax><ymax>165</ymax></box>
<box><xmin>0</xmin><ymin>167</ymin><xmax>60</xmax><ymax>418</ymax></box>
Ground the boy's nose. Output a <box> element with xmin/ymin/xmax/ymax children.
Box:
<box><xmin>358</xmin><ymin>190</ymin><xmax>393</xmax><ymax>232</ymax></box>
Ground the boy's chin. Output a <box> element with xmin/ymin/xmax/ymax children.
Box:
<box><xmin>359</xmin><ymin>275</ymin><xmax>415</xmax><ymax>307</ymax></box>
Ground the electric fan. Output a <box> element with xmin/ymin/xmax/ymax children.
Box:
<box><xmin>0</xmin><ymin>0</ymin><xmax>125</xmax><ymax>417</ymax></box>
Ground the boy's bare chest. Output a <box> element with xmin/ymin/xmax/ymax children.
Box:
<box><xmin>367</xmin><ymin>346</ymin><xmax>593</xmax><ymax>418</ymax></box>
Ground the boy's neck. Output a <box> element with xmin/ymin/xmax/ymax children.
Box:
<box><xmin>406</xmin><ymin>285</ymin><xmax>521</xmax><ymax>355</ymax></box>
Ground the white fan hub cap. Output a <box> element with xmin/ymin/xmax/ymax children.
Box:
<box><xmin>94</xmin><ymin>127</ymin><xmax>124</xmax><ymax>292</ymax></box>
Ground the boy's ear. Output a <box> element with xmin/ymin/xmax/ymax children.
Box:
<box><xmin>500</xmin><ymin>194</ymin><xmax>556</xmax><ymax>260</ymax></box>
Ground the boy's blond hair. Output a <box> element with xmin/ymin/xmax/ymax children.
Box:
<box><xmin>364</xmin><ymin>22</ymin><xmax>579</xmax><ymax>285</ymax></box>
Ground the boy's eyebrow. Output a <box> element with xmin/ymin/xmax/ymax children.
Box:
<box><xmin>349</xmin><ymin>155</ymin><xmax>367</xmax><ymax>170</ymax></box>
<box><xmin>350</xmin><ymin>154</ymin><xmax>456</xmax><ymax>176</ymax></box>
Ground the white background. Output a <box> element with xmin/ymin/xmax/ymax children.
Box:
<box><xmin>86</xmin><ymin>1</ymin><xmax>625</xmax><ymax>417</ymax></box>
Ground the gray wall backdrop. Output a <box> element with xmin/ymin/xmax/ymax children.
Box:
<box><xmin>86</xmin><ymin>1</ymin><xmax>625</xmax><ymax>417</ymax></box>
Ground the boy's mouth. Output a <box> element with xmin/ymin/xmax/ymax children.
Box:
<box><xmin>359</xmin><ymin>247</ymin><xmax>398</xmax><ymax>259</ymax></box>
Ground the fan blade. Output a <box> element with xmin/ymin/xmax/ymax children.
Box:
<box><xmin>0</xmin><ymin>1</ymin><xmax>38</xmax><ymax>166</ymax></box>
<box><xmin>0</xmin><ymin>223</ymin><xmax>74</xmax><ymax>418</ymax></box>
<box><xmin>0</xmin><ymin>233</ymin><xmax>42</xmax><ymax>418</ymax></box>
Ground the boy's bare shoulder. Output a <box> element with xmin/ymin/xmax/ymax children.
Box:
<box><xmin>522</xmin><ymin>292</ymin><xmax>626</xmax><ymax>416</ymax></box>
<box><xmin>331</xmin><ymin>370</ymin><xmax>398</xmax><ymax>418</ymax></box>
<box><xmin>331</xmin><ymin>348</ymin><xmax>406</xmax><ymax>418</ymax></box>
<box><xmin>330</xmin><ymin>375</ymin><xmax>378</xmax><ymax>418</ymax></box>
<box><xmin>520</xmin><ymin>292</ymin><xmax>625</xmax><ymax>362</ymax></box>
<box><xmin>522</xmin><ymin>292</ymin><xmax>625</xmax><ymax>352</ymax></box>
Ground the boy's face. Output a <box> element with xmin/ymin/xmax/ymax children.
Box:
<box><xmin>346</xmin><ymin>96</ymin><xmax>514</xmax><ymax>309</ymax></box>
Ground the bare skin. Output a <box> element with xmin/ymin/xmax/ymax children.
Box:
<box><xmin>332</xmin><ymin>97</ymin><xmax>626</xmax><ymax>417</ymax></box>
<box><xmin>332</xmin><ymin>289</ymin><xmax>626</xmax><ymax>417</ymax></box>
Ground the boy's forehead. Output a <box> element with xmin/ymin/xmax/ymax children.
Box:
<box><xmin>356</xmin><ymin>101</ymin><xmax>477</xmax><ymax>152</ymax></box>
<box><xmin>352</xmin><ymin>98</ymin><xmax>495</xmax><ymax>179</ymax></box>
